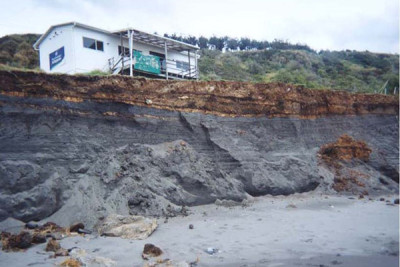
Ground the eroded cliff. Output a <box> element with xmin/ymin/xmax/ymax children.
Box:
<box><xmin>0</xmin><ymin>70</ymin><xmax>398</xmax><ymax>227</ymax></box>
<box><xmin>0</xmin><ymin>70</ymin><xmax>398</xmax><ymax>117</ymax></box>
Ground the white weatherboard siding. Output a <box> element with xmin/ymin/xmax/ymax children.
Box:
<box><xmin>36</xmin><ymin>23</ymin><xmax>199</xmax><ymax>77</ymax></box>
<box><xmin>39</xmin><ymin>25</ymin><xmax>75</xmax><ymax>74</ymax></box>
<box><xmin>72</xmin><ymin>26</ymin><xmax>119</xmax><ymax>73</ymax></box>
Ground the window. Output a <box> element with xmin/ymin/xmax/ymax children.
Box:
<box><xmin>176</xmin><ymin>61</ymin><xmax>189</xmax><ymax>71</ymax></box>
<box><xmin>83</xmin><ymin>37</ymin><xmax>104</xmax><ymax>51</ymax></box>
<box><xmin>83</xmin><ymin>37</ymin><xmax>95</xmax><ymax>49</ymax></box>
<box><xmin>149</xmin><ymin>51</ymin><xmax>166</xmax><ymax>69</ymax></box>
<box><xmin>96</xmin><ymin>41</ymin><xmax>103</xmax><ymax>51</ymax></box>
<box><xmin>118</xmin><ymin>46</ymin><xmax>142</xmax><ymax>56</ymax></box>
<box><xmin>118</xmin><ymin>46</ymin><xmax>129</xmax><ymax>56</ymax></box>
<box><xmin>149</xmin><ymin>51</ymin><xmax>165</xmax><ymax>59</ymax></box>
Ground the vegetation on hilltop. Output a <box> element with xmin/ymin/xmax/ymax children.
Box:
<box><xmin>163</xmin><ymin>34</ymin><xmax>314</xmax><ymax>52</ymax></box>
<box><xmin>0</xmin><ymin>33</ymin><xmax>398</xmax><ymax>94</ymax></box>
<box><xmin>164</xmin><ymin>34</ymin><xmax>398</xmax><ymax>93</ymax></box>
<box><xmin>0</xmin><ymin>34</ymin><xmax>40</xmax><ymax>69</ymax></box>
<box><xmin>198</xmin><ymin>49</ymin><xmax>399</xmax><ymax>93</ymax></box>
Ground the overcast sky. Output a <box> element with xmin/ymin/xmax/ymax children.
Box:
<box><xmin>0</xmin><ymin>0</ymin><xmax>398</xmax><ymax>53</ymax></box>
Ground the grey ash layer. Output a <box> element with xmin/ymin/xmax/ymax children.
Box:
<box><xmin>0</xmin><ymin>95</ymin><xmax>398</xmax><ymax>227</ymax></box>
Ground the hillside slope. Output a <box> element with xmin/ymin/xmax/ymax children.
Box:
<box><xmin>0</xmin><ymin>34</ymin><xmax>40</xmax><ymax>69</ymax></box>
<box><xmin>199</xmin><ymin>49</ymin><xmax>399</xmax><ymax>93</ymax></box>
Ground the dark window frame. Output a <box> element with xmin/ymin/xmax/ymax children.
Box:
<box><xmin>83</xmin><ymin>37</ymin><xmax>104</xmax><ymax>51</ymax></box>
<box><xmin>96</xmin><ymin>40</ymin><xmax>103</xmax><ymax>51</ymax></box>
<box><xmin>118</xmin><ymin>46</ymin><xmax>142</xmax><ymax>56</ymax></box>
<box><xmin>149</xmin><ymin>51</ymin><xmax>165</xmax><ymax>59</ymax></box>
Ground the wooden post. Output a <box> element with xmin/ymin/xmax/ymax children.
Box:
<box><xmin>195</xmin><ymin>50</ymin><xmax>198</xmax><ymax>80</ymax></box>
<box><xmin>188</xmin><ymin>49</ymin><xmax>191</xmax><ymax>78</ymax></box>
<box><xmin>164</xmin><ymin>41</ymin><xmax>168</xmax><ymax>80</ymax></box>
<box><xmin>380</xmin><ymin>80</ymin><xmax>389</xmax><ymax>94</ymax></box>
<box><xmin>120</xmin><ymin>33</ymin><xmax>124</xmax><ymax>73</ymax></box>
<box><xmin>129</xmin><ymin>30</ymin><xmax>133</xmax><ymax>77</ymax></box>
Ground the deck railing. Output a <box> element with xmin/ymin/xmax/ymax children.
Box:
<box><xmin>108</xmin><ymin>54</ymin><xmax>198</xmax><ymax>80</ymax></box>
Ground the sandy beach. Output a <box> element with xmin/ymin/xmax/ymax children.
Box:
<box><xmin>0</xmin><ymin>193</ymin><xmax>398</xmax><ymax>267</ymax></box>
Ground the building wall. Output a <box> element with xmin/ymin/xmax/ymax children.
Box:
<box><xmin>38</xmin><ymin>25</ymin><xmax>76</xmax><ymax>74</ymax></box>
<box><xmin>72</xmin><ymin>26</ymin><xmax>120</xmax><ymax>73</ymax></box>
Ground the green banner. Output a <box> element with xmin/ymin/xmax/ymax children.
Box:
<box><xmin>134</xmin><ymin>51</ymin><xmax>161</xmax><ymax>74</ymax></box>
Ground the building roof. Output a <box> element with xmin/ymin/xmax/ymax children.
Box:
<box><xmin>33</xmin><ymin>22</ymin><xmax>199</xmax><ymax>52</ymax></box>
<box><xmin>33</xmin><ymin>22</ymin><xmax>110</xmax><ymax>50</ymax></box>
<box><xmin>113</xmin><ymin>28</ymin><xmax>199</xmax><ymax>52</ymax></box>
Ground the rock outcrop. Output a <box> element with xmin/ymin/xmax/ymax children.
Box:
<box><xmin>0</xmin><ymin>70</ymin><xmax>398</xmax><ymax>227</ymax></box>
<box><xmin>96</xmin><ymin>214</ymin><xmax>157</xmax><ymax>239</ymax></box>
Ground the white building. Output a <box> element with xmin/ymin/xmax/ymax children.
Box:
<box><xmin>33</xmin><ymin>22</ymin><xmax>200</xmax><ymax>80</ymax></box>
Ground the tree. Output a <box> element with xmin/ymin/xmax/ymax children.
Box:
<box><xmin>209</xmin><ymin>36</ymin><xmax>225</xmax><ymax>51</ymax></box>
<box><xmin>239</xmin><ymin>38</ymin><xmax>251</xmax><ymax>50</ymax></box>
<box><xmin>168</xmin><ymin>34</ymin><xmax>183</xmax><ymax>42</ymax></box>
<box><xmin>257</xmin><ymin>41</ymin><xmax>269</xmax><ymax>50</ymax></box>
<box><xmin>183</xmin><ymin>35</ymin><xmax>198</xmax><ymax>46</ymax></box>
<box><xmin>250</xmin><ymin>39</ymin><xmax>260</xmax><ymax>50</ymax></box>
<box><xmin>226</xmin><ymin>38</ymin><xmax>238</xmax><ymax>51</ymax></box>
<box><xmin>198</xmin><ymin>36</ymin><xmax>208</xmax><ymax>49</ymax></box>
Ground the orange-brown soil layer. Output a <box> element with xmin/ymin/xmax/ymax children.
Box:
<box><xmin>319</xmin><ymin>134</ymin><xmax>372</xmax><ymax>162</ymax></box>
<box><xmin>319</xmin><ymin>135</ymin><xmax>373</xmax><ymax>194</ymax></box>
<box><xmin>0</xmin><ymin>70</ymin><xmax>398</xmax><ymax>118</ymax></box>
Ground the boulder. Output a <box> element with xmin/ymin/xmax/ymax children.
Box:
<box><xmin>55</xmin><ymin>248</ymin><xmax>69</xmax><ymax>257</ymax></box>
<box><xmin>45</xmin><ymin>239</ymin><xmax>61</xmax><ymax>252</ymax></box>
<box><xmin>0</xmin><ymin>217</ymin><xmax>25</xmax><ymax>234</ymax></box>
<box><xmin>142</xmin><ymin>243</ymin><xmax>163</xmax><ymax>259</ymax></box>
<box><xmin>25</xmin><ymin>222</ymin><xmax>39</xmax><ymax>229</ymax></box>
<box><xmin>69</xmin><ymin>248</ymin><xmax>116</xmax><ymax>266</ymax></box>
<box><xmin>1</xmin><ymin>231</ymin><xmax>32</xmax><ymax>251</ymax></box>
<box><xmin>96</xmin><ymin>214</ymin><xmax>157</xmax><ymax>239</ymax></box>
<box><xmin>15</xmin><ymin>232</ymin><xmax>32</xmax><ymax>249</ymax></box>
<box><xmin>60</xmin><ymin>258</ymin><xmax>82</xmax><ymax>267</ymax></box>
<box><xmin>38</xmin><ymin>222</ymin><xmax>65</xmax><ymax>234</ymax></box>
<box><xmin>31</xmin><ymin>233</ymin><xmax>46</xmax><ymax>244</ymax></box>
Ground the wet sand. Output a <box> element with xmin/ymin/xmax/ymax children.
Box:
<box><xmin>0</xmin><ymin>193</ymin><xmax>398</xmax><ymax>267</ymax></box>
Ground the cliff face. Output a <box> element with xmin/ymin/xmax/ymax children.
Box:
<box><xmin>0</xmin><ymin>70</ymin><xmax>398</xmax><ymax>117</ymax></box>
<box><xmin>0</xmin><ymin>70</ymin><xmax>398</xmax><ymax>227</ymax></box>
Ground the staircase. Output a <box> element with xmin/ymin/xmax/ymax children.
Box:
<box><xmin>108</xmin><ymin>56</ymin><xmax>130</xmax><ymax>75</ymax></box>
